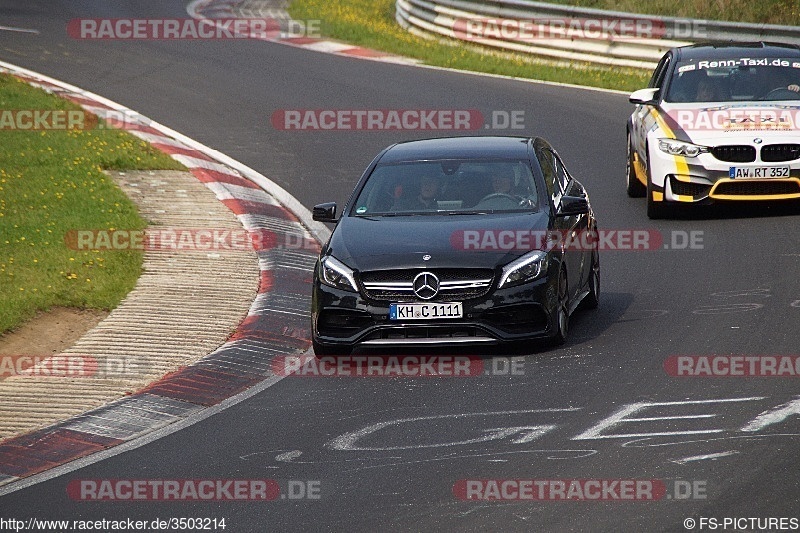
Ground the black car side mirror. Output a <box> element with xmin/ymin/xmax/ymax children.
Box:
<box><xmin>312</xmin><ymin>202</ymin><xmax>338</xmax><ymax>223</ymax></box>
<box><xmin>557</xmin><ymin>195</ymin><xmax>590</xmax><ymax>217</ymax></box>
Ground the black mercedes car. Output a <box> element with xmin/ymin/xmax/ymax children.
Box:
<box><xmin>311</xmin><ymin>136</ymin><xmax>599</xmax><ymax>355</ymax></box>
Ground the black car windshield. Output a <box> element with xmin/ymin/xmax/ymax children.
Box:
<box><xmin>665</xmin><ymin>59</ymin><xmax>800</xmax><ymax>103</ymax></box>
<box><xmin>351</xmin><ymin>159</ymin><xmax>540</xmax><ymax>216</ymax></box>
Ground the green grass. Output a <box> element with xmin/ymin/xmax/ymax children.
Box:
<box><xmin>0</xmin><ymin>74</ymin><xmax>184</xmax><ymax>334</ymax></box>
<box><xmin>538</xmin><ymin>0</ymin><xmax>800</xmax><ymax>26</ymax></box>
<box><xmin>289</xmin><ymin>0</ymin><xmax>651</xmax><ymax>92</ymax></box>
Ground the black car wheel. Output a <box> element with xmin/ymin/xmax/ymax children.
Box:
<box><xmin>550</xmin><ymin>268</ymin><xmax>569</xmax><ymax>346</ymax></box>
<box><xmin>582</xmin><ymin>251</ymin><xmax>600</xmax><ymax>310</ymax></box>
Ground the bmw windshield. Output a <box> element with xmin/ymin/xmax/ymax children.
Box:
<box><xmin>350</xmin><ymin>159</ymin><xmax>541</xmax><ymax>216</ymax></box>
<box><xmin>665</xmin><ymin>59</ymin><xmax>800</xmax><ymax>103</ymax></box>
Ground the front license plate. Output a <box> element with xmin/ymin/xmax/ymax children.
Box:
<box><xmin>729</xmin><ymin>166</ymin><xmax>790</xmax><ymax>179</ymax></box>
<box><xmin>389</xmin><ymin>302</ymin><xmax>463</xmax><ymax>320</ymax></box>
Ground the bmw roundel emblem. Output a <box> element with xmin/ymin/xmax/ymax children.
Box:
<box><xmin>422</xmin><ymin>254</ymin><xmax>431</xmax><ymax>261</ymax></box>
<box><xmin>413</xmin><ymin>272</ymin><xmax>439</xmax><ymax>300</ymax></box>
<box><xmin>753</xmin><ymin>138</ymin><xmax>763</xmax><ymax>144</ymax></box>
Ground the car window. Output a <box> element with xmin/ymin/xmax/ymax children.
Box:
<box><xmin>534</xmin><ymin>146</ymin><xmax>558</xmax><ymax>199</ymax></box>
<box><xmin>552</xmin><ymin>152</ymin><xmax>570</xmax><ymax>196</ymax></box>
<box><xmin>350</xmin><ymin>160</ymin><xmax>539</xmax><ymax>215</ymax></box>
<box><xmin>649</xmin><ymin>53</ymin><xmax>672</xmax><ymax>89</ymax></box>
<box><xmin>665</xmin><ymin>58</ymin><xmax>800</xmax><ymax>103</ymax></box>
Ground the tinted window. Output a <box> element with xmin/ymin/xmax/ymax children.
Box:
<box><xmin>552</xmin><ymin>153</ymin><xmax>570</xmax><ymax>195</ymax></box>
<box><xmin>649</xmin><ymin>53</ymin><xmax>672</xmax><ymax>89</ymax></box>
<box><xmin>351</xmin><ymin>159</ymin><xmax>539</xmax><ymax>215</ymax></box>
<box><xmin>535</xmin><ymin>146</ymin><xmax>558</xmax><ymax>198</ymax></box>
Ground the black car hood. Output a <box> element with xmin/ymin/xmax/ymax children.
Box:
<box><xmin>326</xmin><ymin>212</ymin><xmax>550</xmax><ymax>272</ymax></box>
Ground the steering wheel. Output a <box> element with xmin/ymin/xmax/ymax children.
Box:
<box><xmin>478</xmin><ymin>192</ymin><xmax>519</xmax><ymax>204</ymax></box>
<box><xmin>761</xmin><ymin>88</ymin><xmax>799</xmax><ymax>100</ymax></box>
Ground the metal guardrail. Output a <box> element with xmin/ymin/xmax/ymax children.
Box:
<box><xmin>396</xmin><ymin>0</ymin><xmax>800</xmax><ymax>70</ymax></box>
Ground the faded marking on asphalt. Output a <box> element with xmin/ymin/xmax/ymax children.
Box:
<box><xmin>621</xmin><ymin>434</ymin><xmax>800</xmax><ymax>448</ymax></box>
<box><xmin>671</xmin><ymin>450</ymin><xmax>739</xmax><ymax>464</ymax></box>
<box><xmin>0</xmin><ymin>25</ymin><xmax>39</xmax><ymax>34</ymax></box>
<box><xmin>741</xmin><ymin>397</ymin><xmax>800</xmax><ymax>432</ymax></box>
<box><xmin>572</xmin><ymin>397</ymin><xmax>765</xmax><ymax>440</ymax></box>
<box><xmin>327</xmin><ymin>409</ymin><xmax>580</xmax><ymax>451</ymax></box>
<box><xmin>711</xmin><ymin>288</ymin><xmax>771</xmax><ymax>298</ymax></box>
<box><xmin>275</xmin><ymin>450</ymin><xmax>303</xmax><ymax>463</ymax></box>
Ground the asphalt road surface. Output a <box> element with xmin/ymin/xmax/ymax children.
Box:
<box><xmin>1</xmin><ymin>1</ymin><xmax>800</xmax><ymax>531</ymax></box>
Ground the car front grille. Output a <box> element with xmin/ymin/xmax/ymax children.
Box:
<box><xmin>361</xmin><ymin>325</ymin><xmax>491</xmax><ymax>342</ymax></box>
<box><xmin>761</xmin><ymin>144</ymin><xmax>800</xmax><ymax>162</ymax></box>
<box><xmin>710</xmin><ymin>145</ymin><xmax>757</xmax><ymax>163</ymax></box>
<box><xmin>712</xmin><ymin>180</ymin><xmax>800</xmax><ymax>197</ymax></box>
<box><xmin>360</xmin><ymin>268</ymin><xmax>494</xmax><ymax>302</ymax></box>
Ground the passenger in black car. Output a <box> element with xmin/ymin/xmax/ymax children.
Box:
<box><xmin>392</xmin><ymin>173</ymin><xmax>440</xmax><ymax>211</ymax></box>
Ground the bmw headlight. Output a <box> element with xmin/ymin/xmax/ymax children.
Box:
<box><xmin>319</xmin><ymin>256</ymin><xmax>358</xmax><ymax>292</ymax></box>
<box><xmin>658</xmin><ymin>138</ymin><xmax>707</xmax><ymax>158</ymax></box>
<box><xmin>499</xmin><ymin>250</ymin><xmax>548</xmax><ymax>288</ymax></box>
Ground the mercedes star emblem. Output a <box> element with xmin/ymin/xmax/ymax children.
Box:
<box><xmin>413</xmin><ymin>271</ymin><xmax>439</xmax><ymax>300</ymax></box>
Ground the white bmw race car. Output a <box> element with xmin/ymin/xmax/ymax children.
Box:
<box><xmin>627</xmin><ymin>42</ymin><xmax>800</xmax><ymax>218</ymax></box>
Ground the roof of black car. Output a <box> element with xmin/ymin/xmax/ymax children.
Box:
<box><xmin>675</xmin><ymin>42</ymin><xmax>800</xmax><ymax>61</ymax></box>
<box><xmin>379</xmin><ymin>136</ymin><xmax>532</xmax><ymax>163</ymax></box>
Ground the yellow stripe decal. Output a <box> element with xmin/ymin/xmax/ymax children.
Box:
<box><xmin>649</xmin><ymin>108</ymin><xmax>690</xmax><ymax>176</ymax></box>
<box><xmin>709</xmin><ymin>178</ymin><xmax>800</xmax><ymax>201</ymax></box>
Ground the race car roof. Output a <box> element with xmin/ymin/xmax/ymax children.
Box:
<box><xmin>675</xmin><ymin>42</ymin><xmax>800</xmax><ymax>61</ymax></box>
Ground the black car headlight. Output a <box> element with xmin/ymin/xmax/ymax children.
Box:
<box><xmin>499</xmin><ymin>250</ymin><xmax>548</xmax><ymax>288</ymax></box>
<box><xmin>319</xmin><ymin>256</ymin><xmax>358</xmax><ymax>292</ymax></box>
<box><xmin>657</xmin><ymin>138</ymin><xmax>707</xmax><ymax>158</ymax></box>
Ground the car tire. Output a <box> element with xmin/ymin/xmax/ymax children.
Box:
<box><xmin>312</xmin><ymin>339</ymin><xmax>351</xmax><ymax>357</ymax></box>
<box><xmin>549</xmin><ymin>268</ymin><xmax>569</xmax><ymax>346</ymax></box>
<box><xmin>645</xmin><ymin>142</ymin><xmax>668</xmax><ymax>219</ymax></box>
<box><xmin>626</xmin><ymin>132</ymin><xmax>646</xmax><ymax>198</ymax></box>
<box><xmin>646</xmin><ymin>178</ymin><xmax>668</xmax><ymax>219</ymax></box>
<box><xmin>581</xmin><ymin>250</ymin><xmax>600</xmax><ymax>310</ymax></box>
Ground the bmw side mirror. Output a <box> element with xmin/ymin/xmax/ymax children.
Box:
<box><xmin>313</xmin><ymin>202</ymin><xmax>337</xmax><ymax>222</ymax></box>
<box><xmin>557</xmin><ymin>195</ymin><xmax>590</xmax><ymax>217</ymax></box>
<box><xmin>629</xmin><ymin>88</ymin><xmax>659</xmax><ymax>105</ymax></box>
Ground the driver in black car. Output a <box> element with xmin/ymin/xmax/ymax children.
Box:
<box><xmin>491</xmin><ymin>171</ymin><xmax>513</xmax><ymax>195</ymax></box>
<box><xmin>484</xmin><ymin>168</ymin><xmax>535</xmax><ymax>208</ymax></box>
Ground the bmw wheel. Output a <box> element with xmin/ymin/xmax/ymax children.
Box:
<box><xmin>626</xmin><ymin>132</ymin><xmax>646</xmax><ymax>198</ymax></box>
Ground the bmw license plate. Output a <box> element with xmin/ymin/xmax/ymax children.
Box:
<box><xmin>729</xmin><ymin>166</ymin><xmax>790</xmax><ymax>179</ymax></box>
<box><xmin>389</xmin><ymin>302</ymin><xmax>463</xmax><ymax>320</ymax></box>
